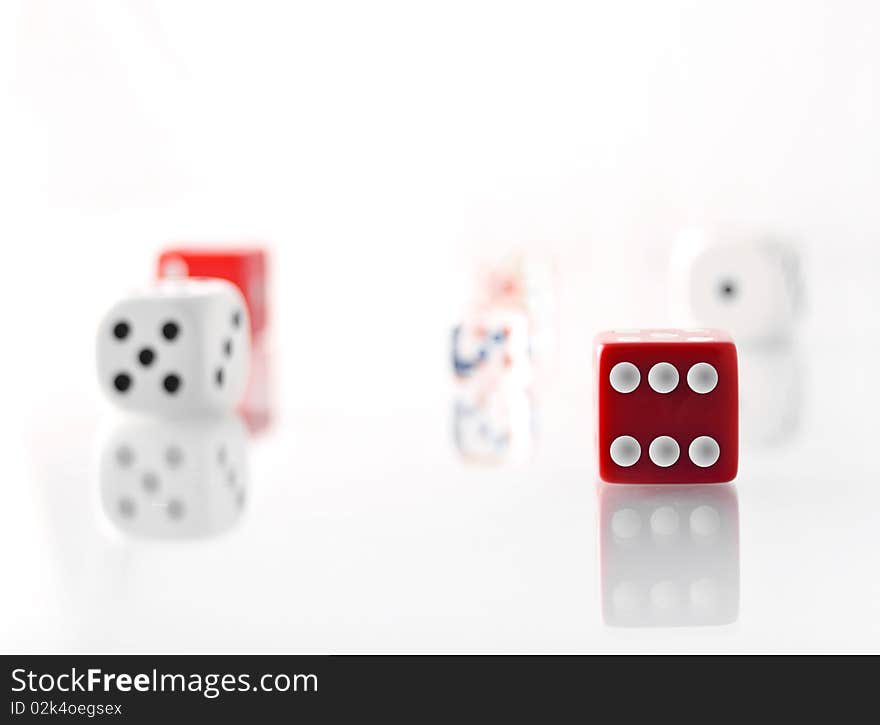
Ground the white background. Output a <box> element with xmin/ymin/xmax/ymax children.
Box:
<box><xmin>1</xmin><ymin>1</ymin><xmax>879</xmax><ymax>652</ymax></box>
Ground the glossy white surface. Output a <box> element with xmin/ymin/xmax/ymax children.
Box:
<box><xmin>3</xmin><ymin>332</ymin><xmax>880</xmax><ymax>653</ymax></box>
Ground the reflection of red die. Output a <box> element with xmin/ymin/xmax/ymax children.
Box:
<box><xmin>158</xmin><ymin>247</ymin><xmax>268</xmax><ymax>338</ymax></box>
<box><xmin>237</xmin><ymin>336</ymin><xmax>273</xmax><ymax>436</ymax></box>
<box><xmin>599</xmin><ymin>483</ymin><xmax>739</xmax><ymax>627</ymax></box>
<box><xmin>595</xmin><ymin>329</ymin><xmax>738</xmax><ymax>484</ymax></box>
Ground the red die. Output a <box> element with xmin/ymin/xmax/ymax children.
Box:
<box><xmin>595</xmin><ymin>329</ymin><xmax>738</xmax><ymax>484</ymax></box>
<box><xmin>158</xmin><ymin>247</ymin><xmax>269</xmax><ymax>339</ymax></box>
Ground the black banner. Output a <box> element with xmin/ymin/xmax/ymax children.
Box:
<box><xmin>0</xmin><ymin>655</ymin><xmax>866</xmax><ymax>721</ymax></box>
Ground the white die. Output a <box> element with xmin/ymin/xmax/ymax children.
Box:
<box><xmin>670</xmin><ymin>228</ymin><xmax>803</xmax><ymax>345</ymax></box>
<box><xmin>96</xmin><ymin>279</ymin><xmax>251</xmax><ymax>415</ymax></box>
<box><xmin>98</xmin><ymin>413</ymin><xmax>248</xmax><ymax>539</ymax></box>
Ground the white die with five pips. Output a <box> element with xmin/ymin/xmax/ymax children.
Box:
<box><xmin>96</xmin><ymin>279</ymin><xmax>251</xmax><ymax>415</ymax></box>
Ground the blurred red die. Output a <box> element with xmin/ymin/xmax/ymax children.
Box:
<box><xmin>158</xmin><ymin>247</ymin><xmax>269</xmax><ymax>339</ymax></box>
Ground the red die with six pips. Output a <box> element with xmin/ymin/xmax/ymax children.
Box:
<box><xmin>595</xmin><ymin>329</ymin><xmax>738</xmax><ymax>484</ymax></box>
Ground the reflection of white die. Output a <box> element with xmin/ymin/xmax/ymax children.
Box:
<box><xmin>451</xmin><ymin>309</ymin><xmax>531</xmax><ymax>387</ymax></box>
<box><xmin>98</xmin><ymin>414</ymin><xmax>248</xmax><ymax>539</ymax></box>
<box><xmin>96</xmin><ymin>279</ymin><xmax>251</xmax><ymax>416</ymax></box>
<box><xmin>453</xmin><ymin>387</ymin><xmax>534</xmax><ymax>464</ymax></box>
<box><xmin>599</xmin><ymin>483</ymin><xmax>739</xmax><ymax>627</ymax></box>
<box><xmin>739</xmin><ymin>344</ymin><xmax>802</xmax><ymax>446</ymax></box>
<box><xmin>670</xmin><ymin>229</ymin><xmax>803</xmax><ymax>344</ymax></box>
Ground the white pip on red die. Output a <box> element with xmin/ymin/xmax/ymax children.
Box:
<box><xmin>98</xmin><ymin>413</ymin><xmax>248</xmax><ymax>539</ymax></box>
<box><xmin>96</xmin><ymin>279</ymin><xmax>251</xmax><ymax>416</ymax></box>
<box><xmin>451</xmin><ymin>308</ymin><xmax>530</xmax><ymax>388</ymax></box>
<box><xmin>670</xmin><ymin>228</ymin><xmax>803</xmax><ymax>344</ymax></box>
<box><xmin>599</xmin><ymin>483</ymin><xmax>739</xmax><ymax>627</ymax></box>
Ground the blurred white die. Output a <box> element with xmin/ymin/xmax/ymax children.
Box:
<box><xmin>599</xmin><ymin>484</ymin><xmax>739</xmax><ymax>627</ymax></box>
<box><xmin>670</xmin><ymin>228</ymin><xmax>804</xmax><ymax>344</ymax></box>
<box><xmin>451</xmin><ymin>309</ymin><xmax>531</xmax><ymax>387</ymax></box>
<box><xmin>98</xmin><ymin>413</ymin><xmax>248</xmax><ymax>539</ymax></box>
<box><xmin>96</xmin><ymin>279</ymin><xmax>251</xmax><ymax>415</ymax></box>
<box><xmin>453</xmin><ymin>386</ymin><xmax>534</xmax><ymax>464</ymax></box>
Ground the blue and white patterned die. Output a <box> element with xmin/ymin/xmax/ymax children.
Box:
<box><xmin>451</xmin><ymin>308</ymin><xmax>531</xmax><ymax>389</ymax></box>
